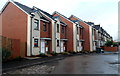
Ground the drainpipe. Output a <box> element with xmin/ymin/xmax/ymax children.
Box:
<box><xmin>30</xmin><ymin>16</ymin><xmax>33</xmax><ymax>56</ymax></box>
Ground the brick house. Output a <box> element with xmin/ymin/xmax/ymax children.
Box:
<box><xmin>93</xmin><ymin>25</ymin><xmax>113</xmax><ymax>48</ymax></box>
<box><xmin>0</xmin><ymin>0</ymin><xmax>69</xmax><ymax>57</ymax></box>
<box><xmin>53</xmin><ymin>12</ymin><xmax>84</xmax><ymax>52</ymax></box>
<box><xmin>0</xmin><ymin>0</ymin><xmax>113</xmax><ymax>58</ymax></box>
<box><xmin>69</xmin><ymin>15</ymin><xmax>97</xmax><ymax>51</ymax></box>
<box><xmin>52</xmin><ymin>16</ymin><xmax>68</xmax><ymax>53</ymax></box>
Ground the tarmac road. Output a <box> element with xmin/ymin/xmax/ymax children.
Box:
<box><xmin>50</xmin><ymin>54</ymin><xmax>119</xmax><ymax>74</ymax></box>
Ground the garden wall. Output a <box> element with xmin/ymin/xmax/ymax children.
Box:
<box><xmin>103</xmin><ymin>46</ymin><xmax>118</xmax><ymax>52</ymax></box>
<box><xmin>0</xmin><ymin>36</ymin><xmax>26</xmax><ymax>59</ymax></box>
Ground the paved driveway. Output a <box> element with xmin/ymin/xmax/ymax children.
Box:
<box><xmin>51</xmin><ymin>54</ymin><xmax>119</xmax><ymax>74</ymax></box>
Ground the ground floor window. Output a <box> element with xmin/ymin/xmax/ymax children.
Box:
<box><xmin>45</xmin><ymin>41</ymin><xmax>49</xmax><ymax>45</ymax></box>
<box><xmin>77</xmin><ymin>40</ymin><xmax>79</xmax><ymax>46</ymax></box>
<box><xmin>34</xmin><ymin>39</ymin><xmax>38</xmax><ymax>47</ymax></box>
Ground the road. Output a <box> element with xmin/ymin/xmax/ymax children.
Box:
<box><xmin>50</xmin><ymin>54</ymin><xmax>119</xmax><ymax>74</ymax></box>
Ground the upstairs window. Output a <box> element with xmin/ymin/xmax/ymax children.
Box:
<box><xmin>92</xmin><ymin>29</ymin><xmax>94</xmax><ymax>35</ymax></box>
<box><xmin>34</xmin><ymin>19</ymin><xmax>39</xmax><ymax>30</ymax></box>
<box><xmin>62</xmin><ymin>26</ymin><xmax>65</xmax><ymax>34</ymax></box>
<box><xmin>57</xmin><ymin>24</ymin><xmax>59</xmax><ymax>33</ymax></box>
<box><xmin>77</xmin><ymin>27</ymin><xmax>79</xmax><ymax>34</ymax></box>
<box><xmin>57</xmin><ymin>40</ymin><xmax>59</xmax><ymax>46</ymax></box>
<box><xmin>43</xmin><ymin>23</ymin><xmax>47</xmax><ymax>32</ymax></box>
<box><xmin>34</xmin><ymin>39</ymin><xmax>38</xmax><ymax>47</ymax></box>
<box><xmin>80</xmin><ymin>28</ymin><xmax>83</xmax><ymax>39</ymax></box>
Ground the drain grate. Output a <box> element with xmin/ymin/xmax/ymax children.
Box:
<box><xmin>109</xmin><ymin>62</ymin><xmax>120</xmax><ymax>64</ymax></box>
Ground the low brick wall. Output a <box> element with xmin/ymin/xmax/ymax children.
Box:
<box><xmin>104</xmin><ymin>46</ymin><xmax>118</xmax><ymax>52</ymax></box>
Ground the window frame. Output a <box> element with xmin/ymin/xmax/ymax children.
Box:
<box><xmin>57</xmin><ymin>24</ymin><xmax>59</xmax><ymax>33</ymax></box>
<box><xmin>43</xmin><ymin>22</ymin><xmax>47</xmax><ymax>32</ymax></box>
<box><xmin>45</xmin><ymin>41</ymin><xmax>49</xmax><ymax>45</ymax></box>
<box><xmin>77</xmin><ymin>40</ymin><xmax>79</xmax><ymax>46</ymax></box>
<box><xmin>62</xmin><ymin>26</ymin><xmax>65</xmax><ymax>34</ymax></box>
<box><xmin>77</xmin><ymin>27</ymin><xmax>79</xmax><ymax>34</ymax></box>
<box><xmin>34</xmin><ymin>19</ymin><xmax>39</xmax><ymax>30</ymax></box>
<box><xmin>34</xmin><ymin>39</ymin><xmax>39</xmax><ymax>47</ymax></box>
<box><xmin>57</xmin><ymin>40</ymin><xmax>59</xmax><ymax>46</ymax></box>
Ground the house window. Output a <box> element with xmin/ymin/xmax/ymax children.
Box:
<box><xmin>57</xmin><ymin>40</ymin><xmax>59</xmax><ymax>46</ymax></box>
<box><xmin>43</xmin><ymin>22</ymin><xmax>47</xmax><ymax>32</ymax></box>
<box><xmin>57</xmin><ymin>24</ymin><xmax>59</xmax><ymax>33</ymax></box>
<box><xmin>62</xmin><ymin>26</ymin><xmax>65</xmax><ymax>34</ymax></box>
<box><xmin>45</xmin><ymin>41</ymin><xmax>48</xmax><ymax>45</ymax></box>
<box><xmin>34</xmin><ymin>19</ymin><xmax>39</xmax><ymax>30</ymax></box>
<box><xmin>80</xmin><ymin>28</ymin><xmax>82</xmax><ymax>35</ymax></box>
<box><xmin>77</xmin><ymin>27</ymin><xmax>79</xmax><ymax>34</ymax></box>
<box><xmin>34</xmin><ymin>39</ymin><xmax>38</xmax><ymax>47</ymax></box>
<box><xmin>80</xmin><ymin>28</ymin><xmax>83</xmax><ymax>39</ymax></box>
<box><xmin>92</xmin><ymin>29</ymin><xmax>94</xmax><ymax>35</ymax></box>
<box><xmin>77</xmin><ymin>40</ymin><xmax>79</xmax><ymax>46</ymax></box>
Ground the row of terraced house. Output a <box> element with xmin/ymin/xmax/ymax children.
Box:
<box><xmin>0</xmin><ymin>0</ymin><xmax>112</xmax><ymax>58</ymax></box>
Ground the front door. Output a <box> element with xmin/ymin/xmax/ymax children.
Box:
<box><xmin>61</xmin><ymin>41</ymin><xmax>64</xmax><ymax>52</ymax></box>
<box><xmin>79</xmin><ymin>42</ymin><xmax>82</xmax><ymax>51</ymax></box>
<box><xmin>41</xmin><ymin>40</ymin><xmax>45</xmax><ymax>53</ymax></box>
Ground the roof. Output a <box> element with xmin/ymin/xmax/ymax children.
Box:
<box><xmin>69</xmin><ymin>15</ymin><xmax>92</xmax><ymax>27</ymax></box>
<box><xmin>85</xmin><ymin>22</ymin><xmax>94</xmax><ymax>26</ymax></box>
<box><xmin>52</xmin><ymin>16</ymin><xmax>67</xmax><ymax>26</ymax></box>
<box><xmin>70</xmin><ymin>20</ymin><xmax>83</xmax><ymax>28</ymax></box>
<box><xmin>71</xmin><ymin>20</ymin><xmax>79</xmax><ymax>23</ymax></box>
<box><xmin>93</xmin><ymin>25</ymin><xmax>100</xmax><ymax>30</ymax></box>
<box><xmin>52</xmin><ymin>11</ymin><xmax>75</xmax><ymax>24</ymax></box>
<box><xmin>14</xmin><ymin>1</ymin><xmax>51</xmax><ymax>22</ymax></box>
<box><xmin>40</xmin><ymin>16</ymin><xmax>50</xmax><ymax>22</ymax></box>
<box><xmin>14</xmin><ymin>1</ymin><xmax>34</xmax><ymax>14</ymax></box>
<box><xmin>12</xmin><ymin>1</ymin><xmax>54</xmax><ymax>20</ymax></box>
<box><xmin>14</xmin><ymin>1</ymin><xmax>54</xmax><ymax>19</ymax></box>
<box><xmin>33</xmin><ymin>6</ymin><xmax>53</xmax><ymax>19</ymax></box>
<box><xmin>60</xmin><ymin>21</ymin><xmax>67</xmax><ymax>26</ymax></box>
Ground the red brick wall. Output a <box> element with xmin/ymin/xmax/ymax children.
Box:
<box><xmin>1</xmin><ymin>2</ymin><xmax>28</xmax><ymax>57</ymax></box>
<box><xmin>70</xmin><ymin>17</ymin><xmax>78</xmax><ymax>21</ymax></box>
<box><xmin>80</xmin><ymin>21</ymin><xmax>90</xmax><ymax>51</ymax></box>
<box><xmin>104</xmin><ymin>46</ymin><xmax>118</xmax><ymax>52</ymax></box>
<box><xmin>40</xmin><ymin>16</ymin><xmax>52</xmax><ymax>52</ymax></box>
<box><xmin>53</xmin><ymin>14</ymin><xmax>74</xmax><ymax>52</ymax></box>
<box><xmin>40</xmin><ymin>21</ymin><xmax>50</xmax><ymax>38</ymax></box>
<box><xmin>2</xmin><ymin>2</ymin><xmax>27</xmax><ymax>42</ymax></box>
<box><xmin>69</xmin><ymin>17</ymin><xmax>90</xmax><ymax>51</ymax></box>
<box><xmin>80</xmin><ymin>28</ymin><xmax>83</xmax><ymax>40</ymax></box>
<box><xmin>48</xmin><ymin>21</ymin><xmax>52</xmax><ymax>52</ymax></box>
<box><xmin>60</xmin><ymin>25</ymin><xmax>66</xmax><ymax>39</ymax></box>
<box><xmin>40</xmin><ymin>15</ymin><xmax>52</xmax><ymax>52</ymax></box>
<box><xmin>12</xmin><ymin>39</ymin><xmax>20</xmax><ymax>58</ymax></box>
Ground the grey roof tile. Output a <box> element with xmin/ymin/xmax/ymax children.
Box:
<box><xmin>14</xmin><ymin>1</ymin><xmax>33</xmax><ymax>14</ymax></box>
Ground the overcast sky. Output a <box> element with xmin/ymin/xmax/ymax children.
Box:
<box><xmin>0</xmin><ymin>0</ymin><xmax>119</xmax><ymax>41</ymax></box>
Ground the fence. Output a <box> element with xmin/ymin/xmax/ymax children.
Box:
<box><xmin>0</xmin><ymin>36</ymin><xmax>26</xmax><ymax>59</ymax></box>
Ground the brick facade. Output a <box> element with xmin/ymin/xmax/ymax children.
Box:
<box><xmin>0</xmin><ymin>1</ymin><xmax>113</xmax><ymax>58</ymax></box>
<box><xmin>1</xmin><ymin>2</ymin><xmax>27</xmax><ymax>57</ymax></box>
<box><xmin>2</xmin><ymin>2</ymin><xmax>27</xmax><ymax>42</ymax></box>
<box><xmin>53</xmin><ymin>13</ymin><xmax>74</xmax><ymax>52</ymax></box>
<box><xmin>69</xmin><ymin>16</ymin><xmax>91</xmax><ymax>51</ymax></box>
